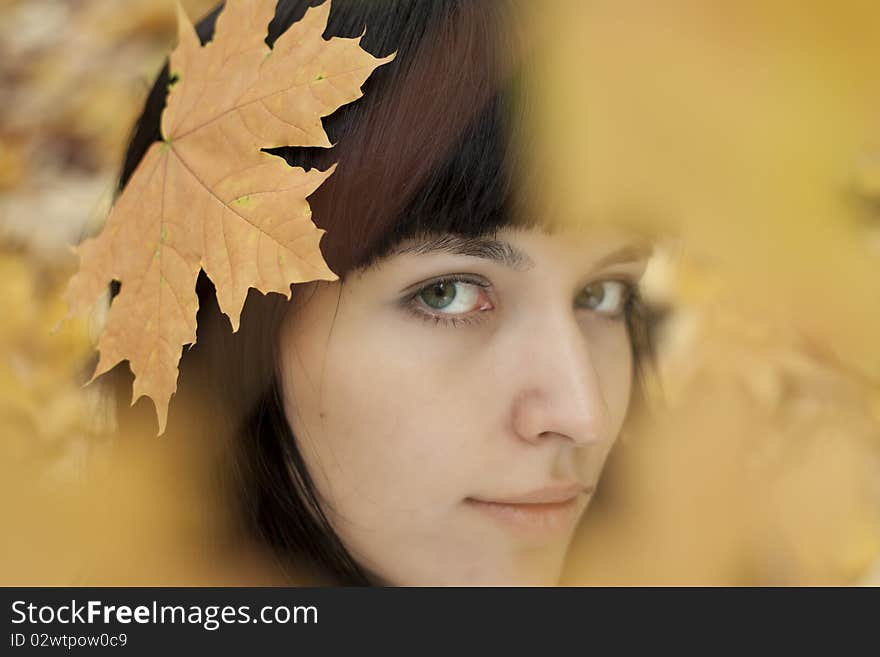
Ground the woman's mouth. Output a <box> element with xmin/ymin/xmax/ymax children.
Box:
<box><xmin>464</xmin><ymin>484</ymin><xmax>593</xmax><ymax>538</ymax></box>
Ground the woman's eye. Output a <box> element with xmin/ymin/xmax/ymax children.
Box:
<box><xmin>576</xmin><ymin>280</ymin><xmax>632</xmax><ymax>317</ymax></box>
<box><xmin>407</xmin><ymin>276</ymin><xmax>493</xmax><ymax>327</ymax></box>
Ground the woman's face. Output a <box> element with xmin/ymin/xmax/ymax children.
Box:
<box><xmin>278</xmin><ymin>224</ymin><xmax>649</xmax><ymax>585</ymax></box>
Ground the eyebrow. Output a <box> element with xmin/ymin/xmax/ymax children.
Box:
<box><xmin>386</xmin><ymin>233</ymin><xmax>652</xmax><ymax>272</ymax></box>
<box><xmin>591</xmin><ymin>243</ymin><xmax>654</xmax><ymax>270</ymax></box>
<box><xmin>387</xmin><ymin>234</ymin><xmax>536</xmax><ymax>271</ymax></box>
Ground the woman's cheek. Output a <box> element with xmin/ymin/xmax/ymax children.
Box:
<box><xmin>583</xmin><ymin>319</ymin><xmax>635</xmax><ymax>431</ymax></box>
<box><xmin>311</xmin><ymin>331</ymin><xmax>468</xmax><ymax>510</ymax></box>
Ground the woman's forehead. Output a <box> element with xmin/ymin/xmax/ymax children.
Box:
<box><xmin>502</xmin><ymin>221</ymin><xmax>653</xmax><ymax>249</ymax></box>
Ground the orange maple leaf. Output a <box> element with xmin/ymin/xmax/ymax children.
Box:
<box><xmin>66</xmin><ymin>0</ymin><xmax>394</xmax><ymax>434</ymax></box>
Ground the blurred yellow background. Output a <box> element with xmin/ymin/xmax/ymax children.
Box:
<box><xmin>1</xmin><ymin>0</ymin><xmax>878</xmax><ymax>585</ymax></box>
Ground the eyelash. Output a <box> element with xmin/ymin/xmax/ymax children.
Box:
<box><xmin>403</xmin><ymin>275</ymin><xmax>637</xmax><ymax>328</ymax></box>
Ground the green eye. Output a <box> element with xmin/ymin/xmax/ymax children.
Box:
<box><xmin>407</xmin><ymin>276</ymin><xmax>493</xmax><ymax>328</ymax></box>
<box><xmin>419</xmin><ymin>281</ymin><xmax>458</xmax><ymax>310</ymax></box>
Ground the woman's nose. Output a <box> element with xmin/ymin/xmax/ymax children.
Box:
<box><xmin>509</xmin><ymin>312</ymin><xmax>612</xmax><ymax>448</ymax></box>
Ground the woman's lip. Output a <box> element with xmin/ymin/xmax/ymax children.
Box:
<box><xmin>463</xmin><ymin>491</ymin><xmax>591</xmax><ymax>538</ymax></box>
<box><xmin>472</xmin><ymin>483</ymin><xmax>593</xmax><ymax>505</ymax></box>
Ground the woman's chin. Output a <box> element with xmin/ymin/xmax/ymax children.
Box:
<box><xmin>389</xmin><ymin>560</ymin><xmax>567</xmax><ymax>587</ymax></box>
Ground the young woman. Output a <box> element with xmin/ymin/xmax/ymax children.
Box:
<box><xmin>109</xmin><ymin>0</ymin><xmax>656</xmax><ymax>585</ymax></box>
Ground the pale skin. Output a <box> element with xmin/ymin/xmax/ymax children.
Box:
<box><xmin>278</xmin><ymin>223</ymin><xmax>650</xmax><ymax>585</ymax></box>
